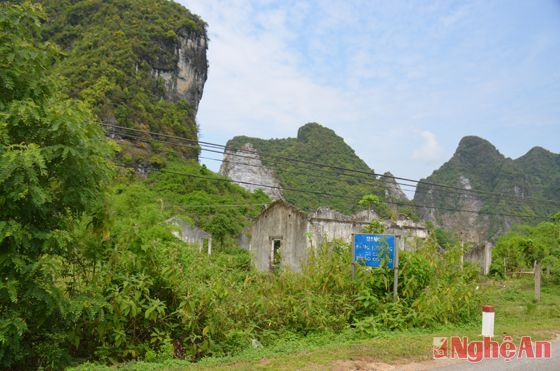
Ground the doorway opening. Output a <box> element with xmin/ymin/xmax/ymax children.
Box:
<box><xmin>271</xmin><ymin>239</ymin><xmax>282</xmax><ymax>273</ymax></box>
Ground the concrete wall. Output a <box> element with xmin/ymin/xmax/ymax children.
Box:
<box><xmin>238</xmin><ymin>228</ymin><xmax>251</xmax><ymax>250</ymax></box>
<box><xmin>307</xmin><ymin>208</ymin><xmax>357</xmax><ymax>249</ymax></box>
<box><xmin>168</xmin><ymin>217</ymin><xmax>212</xmax><ymax>254</ymax></box>
<box><xmin>249</xmin><ymin>202</ymin><xmax>308</xmax><ymax>272</ymax></box>
<box><xmin>249</xmin><ymin>203</ymin><xmax>430</xmax><ymax>272</ymax></box>
<box><xmin>465</xmin><ymin>242</ymin><xmax>492</xmax><ymax>275</ymax></box>
<box><xmin>307</xmin><ymin>208</ymin><xmax>428</xmax><ymax>252</ymax></box>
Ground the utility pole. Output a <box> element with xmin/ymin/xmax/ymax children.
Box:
<box><xmin>351</xmin><ymin>233</ymin><xmax>356</xmax><ymax>280</ymax></box>
<box><xmin>460</xmin><ymin>232</ymin><xmax>464</xmax><ymax>271</ymax></box>
<box><xmin>393</xmin><ymin>235</ymin><xmax>400</xmax><ymax>302</ymax></box>
<box><xmin>534</xmin><ymin>260</ymin><xmax>541</xmax><ymax>302</ymax></box>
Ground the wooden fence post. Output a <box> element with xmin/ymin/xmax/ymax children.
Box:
<box><xmin>534</xmin><ymin>260</ymin><xmax>541</xmax><ymax>302</ymax></box>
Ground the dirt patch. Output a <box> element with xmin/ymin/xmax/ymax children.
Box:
<box><xmin>333</xmin><ymin>358</ymin><xmax>458</xmax><ymax>370</ymax></box>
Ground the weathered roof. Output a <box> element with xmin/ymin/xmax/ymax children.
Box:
<box><xmin>255</xmin><ymin>200</ymin><xmax>426</xmax><ymax>231</ymax></box>
<box><xmin>310</xmin><ymin>207</ymin><xmax>353</xmax><ymax>222</ymax></box>
<box><xmin>258</xmin><ymin>199</ymin><xmax>307</xmax><ymax>219</ymax></box>
<box><xmin>167</xmin><ymin>217</ymin><xmax>211</xmax><ymax>238</ymax></box>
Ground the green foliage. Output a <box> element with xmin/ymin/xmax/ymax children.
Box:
<box><xmin>434</xmin><ymin>227</ymin><xmax>458</xmax><ymax>249</ymax></box>
<box><xmin>2</xmin><ymin>149</ymin><xmax>482</xmax><ymax>369</ymax></box>
<box><xmin>0</xmin><ymin>3</ymin><xmax>112</xmax><ymax>367</ymax></box>
<box><xmin>142</xmin><ymin>159</ymin><xmax>269</xmax><ymax>247</ymax></box>
<box><xmin>352</xmin><ymin>238</ymin><xmax>480</xmax><ymax>333</ymax></box>
<box><xmin>491</xmin><ymin>217</ymin><xmax>560</xmax><ymax>280</ymax></box>
<box><xmin>359</xmin><ymin>194</ymin><xmax>381</xmax><ymax>208</ymax></box>
<box><xmin>359</xmin><ymin>194</ymin><xmax>386</xmax><ymax>233</ymax></box>
<box><xmin>38</xmin><ymin>0</ymin><xmax>207</xmax><ymax>161</ymax></box>
<box><xmin>362</xmin><ymin>219</ymin><xmax>386</xmax><ymax>234</ymax></box>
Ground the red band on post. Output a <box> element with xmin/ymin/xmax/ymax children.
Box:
<box><xmin>482</xmin><ymin>305</ymin><xmax>495</xmax><ymax>313</ymax></box>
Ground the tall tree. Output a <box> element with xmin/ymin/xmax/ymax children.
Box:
<box><xmin>0</xmin><ymin>2</ymin><xmax>112</xmax><ymax>367</ymax></box>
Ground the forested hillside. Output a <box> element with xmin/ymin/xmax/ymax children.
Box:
<box><xmin>224</xmin><ymin>123</ymin><xmax>411</xmax><ymax>216</ymax></box>
<box><xmin>38</xmin><ymin>0</ymin><xmax>208</xmax><ymax>161</ymax></box>
<box><xmin>414</xmin><ymin>136</ymin><xmax>560</xmax><ymax>243</ymax></box>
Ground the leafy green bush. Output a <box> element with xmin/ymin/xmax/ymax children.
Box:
<box><xmin>352</xmin><ymin>239</ymin><xmax>480</xmax><ymax>333</ymax></box>
<box><xmin>0</xmin><ymin>3</ymin><xmax>112</xmax><ymax>367</ymax></box>
<box><xmin>50</xmin><ymin>192</ymin><xmax>481</xmax><ymax>367</ymax></box>
<box><xmin>491</xmin><ymin>217</ymin><xmax>560</xmax><ymax>281</ymax></box>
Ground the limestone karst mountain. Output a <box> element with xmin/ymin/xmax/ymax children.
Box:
<box><xmin>223</xmin><ymin>128</ymin><xmax>559</xmax><ymax>244</ymax></box>
<box><xmin>414</xmin><ymin>136</ymin><xmax>560</xmax><ymax>243</ymax></box>
<box><xmin>221</xmin><ymin>123</ymin><xmax>411</xmax><ymax>216</ymax></box>
<box><xmin>39</xmin><ymin>0</ymin><xmax>208</xmax><ymax>161</ymax></box>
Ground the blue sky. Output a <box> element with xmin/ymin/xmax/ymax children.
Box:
<box><xmin>181</xmin><ymin>0</ymin><xmax>560</xmax><ymax>195</ymax></box>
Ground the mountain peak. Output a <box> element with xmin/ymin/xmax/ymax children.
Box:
<box><xmin>222</xmin><ymin>123</ymin><xmax>376</xmax><ymax>214</ymax></box>
<box><xmin>456</xmin><ymin>136</ymin><xmax>497</xmax><ymax>152</ymax></box>
<box><xmin>297</xmin><ymin>122</ymin><xmax>338</xmax><ymax>143</ymax></box>
<box><xmin>515</xmin><ymin>145</ymin><xmax>559</xmax><ymax>175</ymax></box>
<box><xmin>522</xmin><ymin>146</ymin><xmax>553</xmax><ymax>158</ymax></box>
<box><xmin>382</xmin><ymin>172</ymin><xmax>408</xmax><ymax>201</ymax></box>
<box><xmin>452</xmin><ymin>136</ymin><xmax>503</xmax><ymax>167</ymax></box>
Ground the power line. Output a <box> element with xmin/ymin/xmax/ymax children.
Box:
<box><xmin>107</xmin><ymin>127</ymin><xmax>550</xmax><ymax>217</ymax></box>
<box><xmin>110</xmin><ymin>130</ymin><xmax>409</xmax><ymax>192</ymax></box>
<box><xmin>154</xmin><ymin>168</ymin><xmax>545</xmax><ymax>220</ymax></box>
<box><xmin>113</xmin><ymin>130</ymin><xmax>531</xmax><ymax>213</ymax></box>
<box><xmin>199</xmin><ymin>155</ymin><xmax>553</xmax><ymax>220</ymax></box>
<box><xmin>103</xmin><ymin>123</ymin><xmax>560</xmax><ymax>207</ymax></box>
<box><xmin>168</xmin><ymin>203</ymin><xmax>269</xmax><ymax>208</ymax></box>
<box><xmin>199</xmin><ymin>155</ymin><xmax>419</xmax><ymax>193</ymax></box>
<box><xmin>108</xmin><ymin>130</ymin><xmax>552</xmax><ymax>222</ymax></box>
<box><xmin>105</xmin><ymin>126</ymin><xmax>554</xmax><ymax>215</ymax></box>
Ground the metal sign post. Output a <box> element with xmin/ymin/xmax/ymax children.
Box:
<box><xmin>351</xmin><ymin>233</ymin><xmax>356</xmax><ymax>280</ymax></box>
<box><xmin>352</xmin><ymin>234</ymin><xmax>397</xmax><ymax>299</ymax></box>
<box><xmin>393</xmin><ymin>236</ymin><xmax>400</xmax><ymax>302</ymax></box>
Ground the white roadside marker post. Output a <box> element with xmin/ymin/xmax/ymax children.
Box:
<box><xmin>482</xmin><ymin>305</ymin><xmax>495</xmax><ymax>337</ymax></box>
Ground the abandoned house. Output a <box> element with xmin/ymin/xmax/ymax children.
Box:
<box><xmin>244</xmin><ymin>200</ymin><xmax>429</xmax><ymax>272</ymax></box>
<box><xmin>168</xmin><ymin>217</ymin><xmax>213</xmax><ymax>255</ymax></box>
<box><xmin>465</xmin><ymin>241</ymin><xmax>493</xmax><ymax>275</ymax></box>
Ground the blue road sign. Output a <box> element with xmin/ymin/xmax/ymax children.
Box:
<box><xmin>353</xmin><ymin>234</ymin><xmax>395</xmax><ymax>268</ymax></box>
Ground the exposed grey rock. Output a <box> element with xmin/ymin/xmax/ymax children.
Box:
<box><xmin>219</xmin><ymin>143</ymin><xmax>284</xmax><ymax>200</ymax></box>
<box><xmin>382</xmin><ymin>171</ymin><xmax>408</xmax><ymax>202</ymax></box>
<box><xmin>417</xmin><ymin>174</ymin><xmax>489</xmax><ymax>245</ymax></box>
<box><xmin>151</xmin><ymin>28</ymin><xmax>208</xmax><ymax>115</ymax></box>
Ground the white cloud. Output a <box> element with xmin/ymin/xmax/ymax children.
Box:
<box><xmin>179</xmin><ymin>0</ymin><xmax>560</xmax><ymax>180</ymax></box>
<box><xmin>412</xmin><ymin>131</ymin><xmax>444</xmax><ymax>162</ymax></box>
<box><xmin>183</xmin><ymin>0</ymin><xmax>350</xmax><ymax>140</ymax></box>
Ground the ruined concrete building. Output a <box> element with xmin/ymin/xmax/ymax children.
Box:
<box><xmin>168</xmin><ymin>217</ymin><xmax>213</xmax><ymax>255</ymax></box>
<box><xmin>243</xmin><ymin>200</ymin><xmax>429</xmax><ymax>272</ymax></box>
<box><xmin>465</xmin><ymin>242</ymin><xmax>492</xmax><ymax>275</ymax></box>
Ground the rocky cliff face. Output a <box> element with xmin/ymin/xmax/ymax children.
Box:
<box><xmin>151</xmin><ymin>28</ymin><xmax>208</xmax><ymax>115</ymax></box>
<box><xmin>219</xmin><ymin>143</ymin><xmax>284</xmax><ymax>200</ymax></box>
<box><xmin>222</xmin><ymin>123</ymin><xmax>421</xmax><ymax>219</ymax></box>
<box><xmin>382</xmin><ymin>172</ymin><xmax>408</xmax><ymax>202</ymax></box>
<box><xmin>223</xmin><ymin>123</ymin><xmax>385</xmax><ymax>214</ymax></box>
<box><xmin>414</xmin><ymin>136</ymin><xmax>560</xmax><ymax>243</ymax></box>
<box><xmin>40</xmin><ymin>0</ymin><xmax>208</xmax><ymax>162</ymax></box>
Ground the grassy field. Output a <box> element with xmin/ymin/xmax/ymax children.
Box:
<box><xmin>71</xmin><ymin>277</ymin><xmax>560</xmax><ymax>370</ymax></box>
